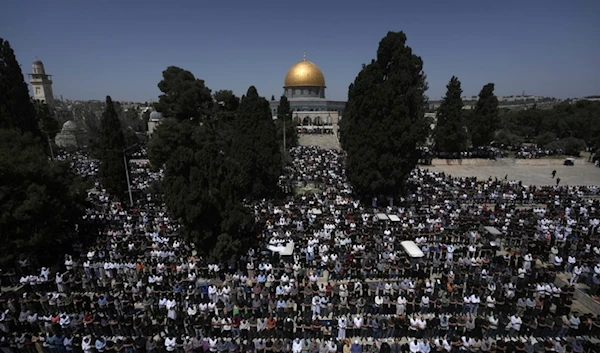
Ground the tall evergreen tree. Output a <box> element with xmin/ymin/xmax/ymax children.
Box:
<box><xmin>432</xmin><ymin>76</ymin><xmax>469</xmax><ymax>153</ymax></box>
<box><xmin>0</xmin><ymin>38</ymin><xmax>41</xmax><ymax>138</ymax></box>
<box><xmin>155</xmin><ymin>66</ymin><xmax>213</xmax><ymax>122</ymax></box>
<box><xmin>0</xmin><ymin>129</ymin><xmax>88</xmax><ymax>265</ymax></box>
<box><xmin>470</xmin><ymin>83</ymin><xmax>499</xmax><ymax>147</ymax></box>
<box><xmin>276</xmin><ymin>95</ymin><xmax>298</xmax><ymax>150</ymax></box>
<box><xmin>340</xmin><ymin>31</ymin><xmax>430</xmax><ymax>198</ymax></box>
<box><xmin>100</xmin><ymin>96</ymin><xmax>128</xmax><ymax>197</ymax></box>
<box><xmin>233</xmin><ymin>86</ymin><xmax>282</xmax><ymax>198</ymax></box>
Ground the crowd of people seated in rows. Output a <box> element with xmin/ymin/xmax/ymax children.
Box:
<box><xmin>0</xmin><ymin>146</ymin><xmax>599</xmax><ymax>353</ymax></box>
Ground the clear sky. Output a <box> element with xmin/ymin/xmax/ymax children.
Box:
<box><xmin>2</xmin><ymin>0</ymin><xmax>599</xmax><ymax>102</ymax></box>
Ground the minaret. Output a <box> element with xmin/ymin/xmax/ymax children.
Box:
<box><xmin>28</xmin><ymin>57</ymin><xmax>55</xmax><ymax>110</ymax></box>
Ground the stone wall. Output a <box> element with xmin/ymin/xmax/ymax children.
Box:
<box><xmin>430</xmin><ymin>158</ymin><xmax>589</xmax><ymax>167</ymax></box>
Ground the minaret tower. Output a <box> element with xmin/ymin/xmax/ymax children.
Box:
<box><xmin>28</xmin><ymin>57</ymin><xmax>55</xmax><ymax>110</ymax></box>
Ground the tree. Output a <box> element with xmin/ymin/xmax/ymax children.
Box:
<box><xmin>34</xmin><ymin>101</ymin><xmax>59</xmax><ymax>141</ymax></box>
<box><xmin>0</xmin><ymin>38</ymin><xmax>41</xmax><ymax>138</ymax></box>
<box><xmin>432</xmin><ymin>76</ymin><xmax>468</xmax><ymax>152</ymax></box>
<box><xmin>100</xmin><ymin>96</ymin><xmax>128</xmax><ymax>197</ymax></box>
<box><xmin>469</xmin><ymin>83</ymin><xmax>499</xmax><ymax>147</ymax></box>
<box><xmin>232</xmin><ymin>87</ymin><xmax>282</xmax><ymax>198</ymax></box>
<box><xmin>148</xmin><ymin>119</ymin><xmax>254</xmax><ymax>262</ymax></box>
<box><xmin>155</xmin><ymin>66</ymin><xmax>213</xmax><ymax>121</ymax></box>
<box><xmin>275</xmin><ymin>95</ymin><xmax>298</xmax><ymax>150</ymax></box>
<box><xmin>214</xmin><ymin>90</ymin><xmax>240</xmax><ymax>112</ymax></box>
<box><xmin>340</xmin><ymin>31</ymin><xmax>430</xmax><ymax>198</ymax></box>
<box><xmin>0</xmin><ymin>128</ymin><xmax>87</xmax><ymax>265</ymax></box>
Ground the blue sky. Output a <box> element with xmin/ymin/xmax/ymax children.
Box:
<box><xmin>2</xmin><ymin>0</ymin><xmax>599</xmax><ymax>102</ymax></box>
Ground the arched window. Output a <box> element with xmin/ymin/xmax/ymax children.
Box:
<box><xmin>314</xmin><ymin>116</ymin><xmax>323</xmax><ymax>126</ymax></box>
<box><xmin>303</xmin><ymin>116</ymin><xmax>311</xmax><ymax>126</ymax></box>
<box><xmin>325</xmin><ymin>115</ymin><xmax>332</xmax><ymax>125</ymax></box>
<box><xmin>293</xmin><ymin>115</ymin><xmax>301</xmax><ymax>125</ymax></box>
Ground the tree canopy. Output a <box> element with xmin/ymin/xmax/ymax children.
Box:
<box><xmin>432</xmin><ymin>76</ymin><xmax>469</xmax><ymax>153</ymax></box>
<box><xmin>148</xmin><ymin>77</ymin><xmax>281</xmax><ymax>262</ymax></box>
<box><xmin>0</xmin><ymin>38</ymin><xmax>41</xmax><ymax>139</ymax></box>
<box><xmin>500</xmin><ymin>100</ymin><xmax>600</xmax><ymax>154</ymax></box>
<box><xmin>0</xmin><ymin>39</ymin><xmax>88</xmax><ymax>266</ymax></box>
<box><xmin>340</xmin><ymin>31</ymin><xmax>430</xmax><ymax>198</ymax></box>
<box><xmin>0</xmin><ymin>129</ymin><xmax>87</xmax><ymax>265</ymax></box>
<box><xmin>232</xmin><ymin>86</ymin><xmax>282</xmax><ymax>198</ymax></box>
<box><xmin>469</xmin><ymin>83</ymin><xmax>499</xmax><ymax>147</ymax></box>
<box><xmin>155</xmin><ymin>66</ymin><xmax>213</xmax><ymax>121</ymax></box>
<box><xmin>275</xmin><ymin>95</ymin><xmax>298</xmax><ymax>151</ymax></box>
<box><xmin>100</xmin><ymin>96</ymin><xmax>128</xmax><ymax>197</ymax></box>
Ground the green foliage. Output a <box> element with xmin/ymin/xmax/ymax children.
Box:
<box><xmin>232</xmin><ymin>86</ymin><xmax>282</xmax><ymax>198</ymax></box>
<box><xmin>432</xmin><ymin>76</ymin><xmax>469</xmax><ymax>152</ymax></box>
<box><xmin>100</xmin><ymin>96</ymin><xmax>128</xmax><ymax>197</ymax></box>
<box><xmin>535</xmin><ymin>132</ymin><xmax>557</xmax><ymax>147</ymax></box>
<box><xmin>494</xmin><ymin>129</ymin><xmax>524</xmax><ymax>147</ymax></box>
<box><xmin>545</xmin><ymin>137</ymin><xmax>586</xmax><ymax>156</ymax></box>
<box><xmin>340</xmin><ymin>31</ymin><xmax>430</xmax><ymax>198</ymax></box>
<box><xmin>0</xmin><ymin>128</ymin><xmax>87</xmax><ymax>265</ymax></box>
<box><xmin>214</xmin><ymin>90</ymin><xmax>240</xmax><ymax>112</ymax></box>
<box><xmin>275</xmin><ymin>95</ymin><xmax>298</xmax><ymax>150</ymax></box>
<box><xmin>149</xmin><ymin>80</ymin><xmax>282</xmax><ymax>262</ymax></box>
<box><xmin>35</xmin><ymin>101</ymin><xmax>59</xmax><ymax>140</ymax></box>
<box><xmin>501</xmin><ymin>101</ymin><xmax>600</xmax><ymax>149</ymax></box>
<box><xmin>155</xmin><ymin>66</ymin><xmax>213</xmax><ymax>121</ymax></box>
<box><xmin>469</xmin><ymin>83</ymin><xmax>500</xmax><ymax>147</ymax></box>
<box><xmin>149</xmin><ymin>119</ymin><xmax>254</xmax><ymax>261</ymax></box>
<box><xmin>0</xmin><ymin>38</ymin><xmax>41</xmax><ymax>139</ymax></box>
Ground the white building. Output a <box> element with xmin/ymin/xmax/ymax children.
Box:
<box><xmin>28</xmin><ymin>57</ymin><xmax>55</xmax><ymax>110</ymax></box>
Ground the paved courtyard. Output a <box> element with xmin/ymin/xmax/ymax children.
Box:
<box><xmin>426</xmin><ymin>163</ymin><xmax>600</xmax><ymax>186</ymax></box>
<box><xmin>299</xmin><ymin>134</ymin><xmax>341</xmax><ymax>149</ymax></box>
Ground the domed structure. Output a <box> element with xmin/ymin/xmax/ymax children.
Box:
<box><xmin>149</xmin><ymin>111</ymin><xmax>163</xmax><ymax>120</ymax></box>
<box><xmin>33</xmin><ymin>57</ymin><xmax>43</xmax><ymax>65</ymax></box>
<box><xmin>62</xmin><ymin>120</ymin><xmax>78</xmax><ymax>131</ymax></box>
<box><xmin>284</xmin><ymin>57</ymin><xmax>326</xmax><ymax>88</ymax></box>
<box><xmin>55</xmin><ymin>120</ymin><xmax>87</xmax><ymax>148</ymax></box>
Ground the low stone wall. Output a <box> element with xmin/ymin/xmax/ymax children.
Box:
<box><xmin>430</xmin><ymin>159</ymin><xmax>498</xmax><ymax>166</ymax></box>
<box><xmin>430</xmin><ymin>158</ymin><xmax>588</xmax><ymax>167</ymax></box>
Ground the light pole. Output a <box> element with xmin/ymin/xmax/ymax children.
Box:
<box><xmin>108</xmin><ymin>143</ymin><xmax>138</xmax><ymax>207</ymax></box>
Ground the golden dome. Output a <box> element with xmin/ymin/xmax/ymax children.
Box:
<box><xmin>284</xmin><ymin>55</ymin><xmax>326</xmax><ymax>87</ymax></box>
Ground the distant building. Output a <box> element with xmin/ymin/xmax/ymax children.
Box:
<box><xmin>270</xmin><ymin>54</ymin><xmax>347</xmax><ymax>139</ymax></box>
<box><xmin>28</xmin><ymin>57</ymin><xmax>55</xmax><ymax>110</ymax></box>
<box><xmin>147</xmin><ymin>111</ymin><xmax>163</xmax><ymax>136</ymax></box>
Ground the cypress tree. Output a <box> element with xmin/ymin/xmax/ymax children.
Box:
<box><xmin>432</xmin><ymin>76</ymin><xmax>469</xmax><ymax>153</ymax></box>
<box><xmin>340</xmin><ymin>31</ymin><xmax>430</xmax><ymax>198</ymax></box>
<box><xmin>276</xmin><ymin>95</ymin><xmax>298</xmax><ymax>150</ymax></box>
<box><xmin>0</xmin><ymin>38</ymin><xmax>41</xmax><ymax>138</ymax></box>
<box><xmin>470</xmin><ymin>83</ymin><xmax>499</xmax><ymax>147</ymax></box>
<box><xmin>100</xmin><ymin>96</ymin><xmax>128</xmax><ymax>197</ymax></box>
<box><xmin>233</xmin><ymin>86</ymin><xmax>281</xmax><ymax>198</ymax></box>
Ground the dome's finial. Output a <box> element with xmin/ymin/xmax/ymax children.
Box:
<box><xmin>303</xmin><ymin>52</ymin><xmax>306</xmax><ymax>61</ymax></box>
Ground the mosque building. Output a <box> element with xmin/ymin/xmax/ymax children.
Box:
<box><xmin>270</xmin><ymin>54</ymin><xmax>346</xmax><ymax>136</ymax></box>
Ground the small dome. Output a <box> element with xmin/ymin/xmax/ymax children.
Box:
<box><xmin>149</xmin><ymin>111</ymin><xmax>163</xmax><ymax>120</ymax></box>
<box><xmin>62</xmin><ymin>120</ymin><xmax>79</xmax><ymax>131</ymax></box>
<box><xmin>33</xmin><ymin>57</ymin><xmax>43</xmax><ymax>65</ymax></box>
<box><xmin>284</xmin><ymin>55</ymin><xmax>326</xmax><ymax>88</ymax></box>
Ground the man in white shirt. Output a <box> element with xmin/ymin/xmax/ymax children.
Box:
<box><xmin>509</xmin><ymin>313</ymin><xmax>522</xmax><ymax>335</ymax></box>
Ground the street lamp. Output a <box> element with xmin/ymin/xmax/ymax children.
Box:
<box><xmin>108</xmin><ymin>143</ymin><xmax>138</xmax><ymax>207</ymax></box>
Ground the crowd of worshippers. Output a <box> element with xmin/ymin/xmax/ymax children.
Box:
<box><xmin>0</xmin><ymin>146</ymin><xmax>600</xmax><ymax>353</ymax></box>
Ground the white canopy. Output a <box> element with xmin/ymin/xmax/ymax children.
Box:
<box><xmin>483</xmin><ymin>226</ymin><xmax>502</xmax><ymax>236</ymax></box>
<box><xmin>388</xmin><ymin>214</ymin><xmax>401</xmax><ymax>222</ymax></box>
<box><xmin>268</xmin><ymin>241</ymin><xmax>294</xmax><ymax>256</ymax></box>
<box><xmin>310</xmin><ymin>208</ymin><xmax>322</xmax><ymax>215</ymax></box>
<box><xmin>401</xmin><ymin>241</ymin><xmax>425</xmax><ymax>258</ymax></box>
<box><xmin>376</xmin><ymin>213</ymin><xmax>389</xmax><ymax>221</ymax></box>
